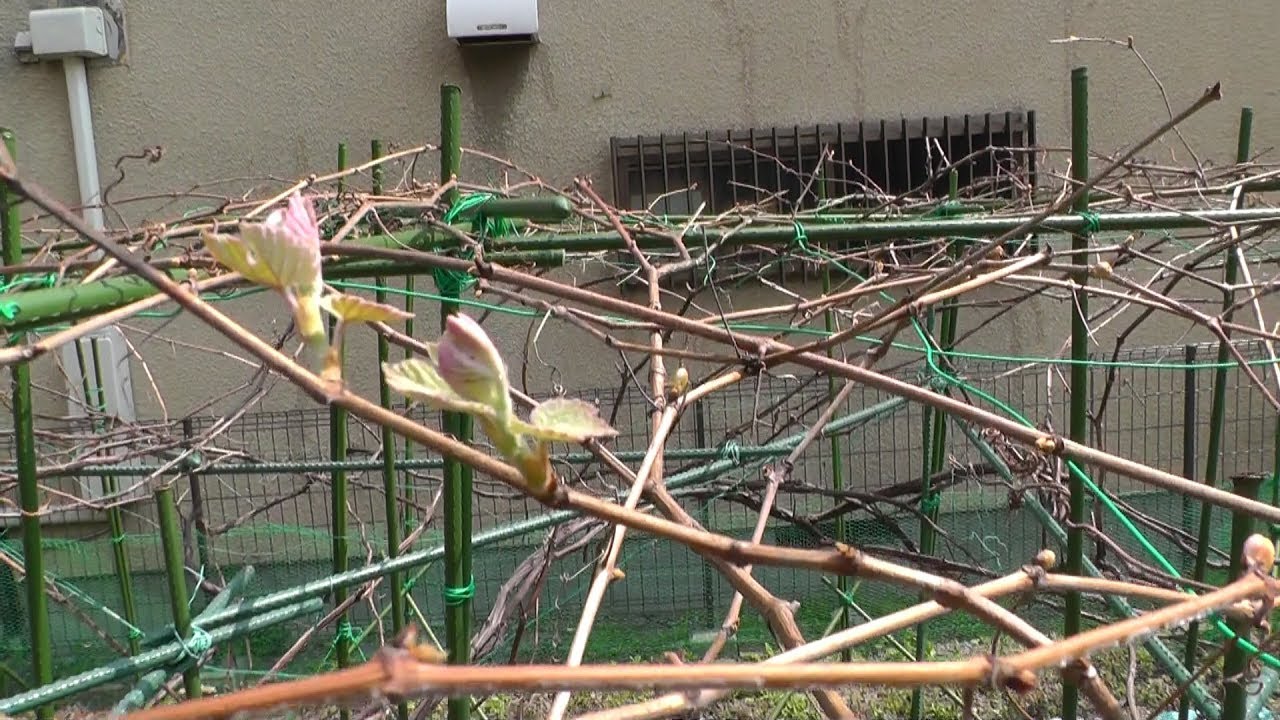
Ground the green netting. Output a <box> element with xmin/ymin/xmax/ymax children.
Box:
<box><xmin>0</xmin><ymin>337</ymin><xmax>1269</xmax><ymax>713</ymax></box>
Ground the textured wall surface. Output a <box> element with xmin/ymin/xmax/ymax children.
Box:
<box><xmin>0</xmin><ymin>0</ymin><xmax>1277</xmax><ymax>422</ymax></box>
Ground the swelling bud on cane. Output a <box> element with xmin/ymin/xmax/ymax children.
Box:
<box><xmin>383</xmin><ymin>313</ymin><xmax>618</xmax><ymax>498</ymax></box>
<box><xmin>1243</xmin><ymin>533</ymin><xmax>1276</xmax><ymax>575</ymax></box>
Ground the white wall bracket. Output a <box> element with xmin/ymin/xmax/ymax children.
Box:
<box><xmin>13</xmin><ymin>2</ymin><xmax>127</xmax><ymax>65</ymax></box>
<box><xmin>447</xmin><ymin>0</ymin><xmax>540</xmax><ymax>45</ymax></box>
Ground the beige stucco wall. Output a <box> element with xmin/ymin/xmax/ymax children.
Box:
<box><xmin>1</xmin><ymin>0</ymin><xmax>1278</xmax><ymax>482</ymax></box>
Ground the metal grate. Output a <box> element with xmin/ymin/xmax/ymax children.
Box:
<box><xmin>610</xmin><ymin>110</ymin><xmax>1037</xmax><ymax>215</ymax></box>
<box><xmin>606</xmin><ymin>110</ymin><xmax>1037</xmax><ymax>288</ymax></box>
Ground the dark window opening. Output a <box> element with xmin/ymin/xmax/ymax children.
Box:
<box><xmin>606</xmin><ymin>110</ymin><xmax>1037</xmax><ymax>288</ymax></box>
<box><xmin>610</xmin><ymin>110</ymin><xmax>1036</xmax><ymax>215</ymax></box>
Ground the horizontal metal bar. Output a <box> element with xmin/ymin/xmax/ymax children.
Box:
<box><xmin>0</xmin><ymin>597</ymin><xmax>325</xmax><ymax>715</ymax></box>
<box><xmin>6</xmin><ymin>206</ymin><xmax>1275</xmax><ymax>334</ymax></box>
<box><xmin>490</xmin><ymin>207</ymin><xmax>1280</xmax><ymax>253</ymax></box>
<box><xmin>5</xmin><ymin>443</ymin><xmax>817</xmax><ymax>478</ymax></box>
<box><xmin>0</xmin><ymin>245</ymin><xmax>562</xmax><ymax>333</ymax></box>
<box><xmin>461</xmin><ymin>196</ymin><xmax>573</xmax><ymax>223</ymax></box>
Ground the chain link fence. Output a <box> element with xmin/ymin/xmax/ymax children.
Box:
<box><xmin>0</xmin><ymin>338</ymin><xmax>1272</xmax><ymax>709</ymax></box>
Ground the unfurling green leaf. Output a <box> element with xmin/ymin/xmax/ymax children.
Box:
<box><xmin>201</xmin><ymin>231</ymin><xmax>280</xmax><ymax>287</ymax></box>
<box><xmin>381</xmin><ymin>312</ymin><xmax>614</xmax><ymax>499</ymax></box>
<box><xmin>518</xmin><ymin>397</ymin><xmax>618</xmax><ymax>442</ymax></box>
<box><xmin>203</xmin><ymin>194</ymin><xmax>324</xmax><ymax>293</ymax></box>
<box><xmin>239</xmin><ymin>193</ymin><xmax>323</xmax><ymax>292</ymax></box>
<box><xmin>322</xmin><ymin>293</ymin><xmax>414</xmax><ymax>324</ymax></box>
<box><xmin>382</xmin><ymin>358</ymin><xmax>497</xmax><ymax>420</ymax></box>
<box><xmin>201</xmin><ymin>192</ymin><xmax>329</xmax><ymax>365</ymax></box>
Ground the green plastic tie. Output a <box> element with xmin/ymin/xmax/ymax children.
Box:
<box><xmin>110</xmin><ymin>532</ymin><xmax>128</xmax><ymax>545</ymax></box>
<box><xmin>443</xmin><ymin>575</ymin><xmax>475</xmax><ymax>606</ymax></box>
<box><xmin>329</xmin><ymin>619</ymin><xmax>359</xmax><ymax>654</ymax></box>
<box><xmin>920</xmin><ymin>491</ymin><xmax>941</xmax><ymax>516</ymax></box>
<box><xmin>921</xmin><ymin>199</ymin><xmax>964</xmax><ymax>218</ymax></box>
<box><xmin>402</xmin><ymin>577</ymin><xmax>417</xmax><ymax>593</ymax></box>
<box><xmin>700</xmin><ymin>229</ymin><xmax>718</xmax><ymax>284</ymax></box>
<box><xmin>0</xmin><ymin>302</ymin><xmax>16</xmax><ymax>321</ymax></box>
<box><xmin>1077</xmin><ymin>210</ymin><xmax>1102</xmax><ymax>234</ymax></box>
<box><xmin>832</xmin><ymin>585</ymin><xmax>857</xmax><ymax>607</ymax></box>
<box><xmin>791</xmin><ymin>221</ymin><xmax>809</xmax><ymax>251</ymax></box>
<box><xmin>434</xmin><ymin>191</ymin><xmax>521</xmax><ymax>297</ymax></box>
<box><xmin>174</xmin><ymin>625</ymin><xmax>212</xmax><ymax>661</ymax></box>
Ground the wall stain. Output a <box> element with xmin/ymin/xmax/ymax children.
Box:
<box><xmin>711</xmin><ymin>0</ymin><xmax>753</xmax><ymax>123</ymax></box>
<box><xmin>849</xmin><ymin>1</ymin><xmax>866</xmax><ymax>111</ymax></box>
<box><xmin>834</xmin><ymin>0</ymin><xmax>854</xmax><ymax>64</ymax></box>
<box><xmin>459</xmin><ymin>45</ymin><xmax>536</xmax><ymax>157</ymax></box>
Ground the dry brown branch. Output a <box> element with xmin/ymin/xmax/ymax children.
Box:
<box><xmin>126</xmin><ymin>557</ymin><xmax>1278</xmax><ymax>720</ymax></box>
<box><xmin>7</xmin><ymin>73</ymin><xmax>1280</xmax><ymax>720</ymax></box>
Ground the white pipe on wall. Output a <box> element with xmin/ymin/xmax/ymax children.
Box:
<box><xmin>61</xmin><ymin>55</ymin><xmax>106</xmax><ymax>232</ymax></box>
<box><xmin>59</xmin><ymin>53</ymin><xmax>134</xmax><ymax>507</ymax></box>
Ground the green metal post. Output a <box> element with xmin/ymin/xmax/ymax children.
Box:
<box><xmin>911</xmin><ymin>174</ymin><xmax>962</xmax><ymax>720</ymax></box>
<box><xmin>821</xmin><ymin>254</ymin><xmax>851</xmax><ymax>663</ymax></box>
<box><xmin>337</xmin><ymin>143</ymin><xmax>348</xmax><ymax>193</ymax></box>
<box><xmin>1181</xmin><ymin>344</ymin><xmax>1199</xmax><ymax>573</ymax></box>
<box><xmin>103</xmin><ymin>468</ymin><xmax>139</xmax><ymax>654</ymax></box>
<box><xmin>329</xmin><ymin>340</ymin><xmax>351</xmax><ymax>692</ymax></box>
<box><xmin>155</xmin><ymin>484</ymin><xmax>201</xmax><ymax>699</ymax></box>
<box><xmin>81</xmin><ymin>336</ymin><xmax>142</xmax><ymax>655</ymax></box>
<box><xmin>2</xmin><ymin>128</ymin><xmax>54</xmax><ymax>720</ymax></box>
<box><xmin>913</xmin><ymin>172</ymin><xmax>961</xmax><ymax>720</ymax></box>
<box><xmin>113</xmin><ymin>566</ymin><xmax>255</xmax><ymax>715</ymax></box>
<box><xmin>182</xmin><ymin>418</ymin><xmax>212</xmax><ymax>586</ymax></box>
<box><xmin>1182</xmin><ymin>107</ymin><xmax>1253</xmax><ymax>720</ymax></box>
<box><xmin>396</xmin><ymin>136</ymin><xmax>420</xmax><ymax>638</ymax></box>
<box><xmin>1063</xmin><ymin>65</ymin><xmax>1091</xmax><ymax>720</ymax></box>
<box><xmin>401</xmin><ymin>267</ymin><xmax>417</xmax><ymax>634</ymax></box>
<box><xmin>330</xmin><ymin>142</ymin><xmax>352</xmax><ymax>720</ymax></box>
<box><xmin>440</xmin><ymin>82</ymin><xmax>473</xmax><ymax>720</ymax></box>
<box><xmin>1272</xmin><ymin>418</ymin><xmax>1280</xmax><ymax>552</ymax></box>
<box><xmin>693</xmin><ymin>402</ymin><xmax>716</xmax><ymax>630</ymax></box>
<box><xmin>441</xmin><ymin>84</ymin><xmax>461</xmax><ymax>208</ymax></box>
<box><xmin>910</xmin><ymin>394</ymin><xmax>934</xmax><ymax>720</ymax></box>
<box><xmin>1223</xmin><ymin>474</ymin><xmax>1263</xmax><ymax>720</ymax></box>
<box><xmin>372</xmin><ymin>139</ymin><xmax>410</xmax><ymax>720</ymax></box>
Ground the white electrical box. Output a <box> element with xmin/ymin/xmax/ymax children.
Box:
<box><xmin>59</xmin><ymin>326</ymin><xmax>137</xmax><ymax>423</ymax></box>
<box><xmin>27</xmin><ymin>6</ymin><xmax>115</xmax><ymax>59</ymax></box>
<box><xmin>447</xmin><ymin>0</ymin><xmax>539</xmax><ymax>45</ymax></box>
<box><xmin>58</xmin><ymin>326</ymin><xmax>137</xmax><ymax>502</ymax></box>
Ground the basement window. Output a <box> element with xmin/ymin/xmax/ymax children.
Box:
<box><xmin>610</xmin><ymin>110</ymin><xmax>1036</xmax><ymax>215</ymax></box>
<box><xmin>606</xmin><ymin>110</ymin><xmax>1036</xmax><ymax>286</ymax></box>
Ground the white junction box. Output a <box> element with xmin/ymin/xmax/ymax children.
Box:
<box><xmin>28</xmin><ymin>6</ymin><xmax>117</xmax><ymax>58</ymax></box>
<box><xmin>59</xmin><ymin>326</ymin><xmax>137</xmax><ymax>502</ymax></box>
<box><xmin>447</xmin><ymin>0</ymin><xmax>539</xmax><ymax>45</ymax></box>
